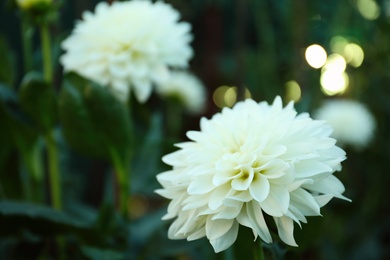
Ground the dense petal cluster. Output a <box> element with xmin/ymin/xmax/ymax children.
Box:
<box><xmin>314</xmin><ymin>99</ymin><xmax>375</xmax><ymax>149</ymax></box>
<box><xmin>156</xmin><ymin>71</ymin><xmax>206</xmax><ymax>114</ymax></box>
<box><xmin>60</xmin><ymin>1</ymin><xmax>193</xmax><ymax>103</ymax></box>
<box><xmin>156</xmin><ymin>96</ymin><xmax>349</xmax><ymax>253</ymax></box>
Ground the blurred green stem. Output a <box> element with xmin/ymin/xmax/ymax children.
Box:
<box><xmin>21</xmin><ymin>17</ymin><xmax>33</xmax><ymax>73</ymax></box>
<box><xmin>110</xmin><ymin>148</ymin><xmax>129</xmax><ymax>217</ymax></box>
<box><xmin>45</xmin><ymin>131</ymin><xmax>62</xmax><ymax>210</ymax></box>
<box><xmin>254</xmin><ymin>239</ymin><xmax>265</xmax><ymax>260</ymax></box>
<box><xmin>40</xmin><ymin>19</ymin><xmax>61</xmax><ymax>209</ymax></box>
<box><xmin>166</xmin><ymin>100</ymin><xmax>182</xmax><ymax>138</ymax></box>
<box><xmin>20</xmin><ymin>143</ymin><xmax>44</xmax><ymax>203</ymax></box>
<box><xmin>40</xmin><ymin>22</ymin><xmax>52</xmax><ymax>83</ymax></box>
<box><xmin>252</xmin><ymin>0</ymin><xmax>278</xmax><ymax>98</ymax></box>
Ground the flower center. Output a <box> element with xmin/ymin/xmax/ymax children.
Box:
<box><xmin>214</xmin><ymin>151</ymin><xmax>264</xmax><ymax>192</ymax></box>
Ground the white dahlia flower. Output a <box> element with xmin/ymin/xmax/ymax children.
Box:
<box><xmin>156</xmin><ymin>71</ymin><xmax>206</xmax><ymax>114</ymax></box>
<box><xmin>314</xmin><ymin>99</ymin><xmax>375</xmax><ymax>149</ymax></box>
<box><xmin>156</xmin><ymin>96</ymin><xmax>350</xmax><ymax>253</ymax></box>
<box><xmin>60</xmin><ymin>1</ymin><xmax>193</xmax><ymax>103</ymax></box>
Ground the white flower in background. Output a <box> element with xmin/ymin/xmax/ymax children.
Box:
<box><xmin>314</xmin><ymin>99</ymin><xmax>375</xmax><ymax>149</ymax></box>
<box><xmin>156</xmin><ymin>71</ymin><xmax>207</xmax><ymax>114</ymax></box>
<box><xmin>60</xmin><ymin>1</ymin><xmax>193</xmax><ymax>103</ymax></box>
<box><xmin>156</xmin><ymin>96</ymin><xmax>350</xmax><ymax>253</ymax></box>
<box><xmin>16</xmin><ymin>0</ymin><xmax>51</xmax><ymax>10</ymax></box>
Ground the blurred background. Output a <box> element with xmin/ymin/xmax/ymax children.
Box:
<box><xmin>1</xmin><ymin>0</ymin><xmax>390</xmax><ymax>259</ymax></box>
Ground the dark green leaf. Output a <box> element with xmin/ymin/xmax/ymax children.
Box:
<box><xmin>132</xmin><ymin>112</ymin><xmax>165</xmax><ymax>194</ymax></box>
<box><xmin>0</xmin><ymin>84</ymin><xmax>42</xmax><ymax>200</ymax></box>
<box><xmin>18</xmin><ymin>72</ymin><xmax>57</xmax><ymax>132</ymax></box>
<box><xmin>81</xmin><ymin>246</ymin><xmax>123</xmax><ymax>260</ymax></box>
<box><xmin>0</xmin><ymin>36</ymin><xmax>16</xmax><ymax>86</ymax></box>
<box><xmin>59</xmin><ymin>73</ymin><xmax>131</xmax><ymax>161</ymax></box>
<box><xmin>0</xmin><ymin>201</ymin><xmax>91</xmax><ymax>236</ymax></box>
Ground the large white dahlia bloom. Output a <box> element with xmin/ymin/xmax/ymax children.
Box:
<box><xmin>156</xmin><ymin>96</ymin><xmax>350</xmax><ymax>253</ymax></box>
<box><xmin>156</xmin><ymin>71</ymin><xmax>206</xmax><ymax>114</ymax></box>
<box><xmin>314</xmin><ymin>99</ymin><xmax>375</xmax><ymax>149</ymax></box>
<box><xmin>60</xmin><ymin>0</ymin><xmax>193</xmax><ymax>103</ymax></box>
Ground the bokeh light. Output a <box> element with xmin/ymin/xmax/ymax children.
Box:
<box><xmin>322</xmin><ymin>53</ymin><xmax>347</xmax><ymax>72</ymax></box>
<box><xmin>320</xmin><ymin>70</ymin><xmax>349</xmax><ymax>95</ymax></box>
<box><xmin>305</xmin><ymin>44</ymin><xmax>327</xmax><ymax>69</ymax></box>
<box><xmin>213</xmin><ymin>85</ymin><xmax>230</xmax><ymax>108</ymax></box>
<box><xmin>357</xmin><ymin>0</ymin><xmax>380</xmax><ymax>20</ymax></box>
<box><xmin>344</xmin><ymin>43</ymin><xmax>364</xmax><ymax>67</ymax></box>
<box><xmin>284</xmin><ymin>80</ymin><xmax>302</xmax><ymax>102</ymax></box>
<box><xmin>330</xmin><ymin>36</ymin><xmax>365</xmax><ymax>68</ymax></box>
<box><xmin>320</xmin><ymin>53</ymin><xmax>349</xmax><ymax>96</ymax></box>
<box><xmin>330</xmin><ymin>36</ymin><xmax>349</xmax><ymax>55</ymax></box>
<box><xmin>224</xmin><ymin>87</ymin><xmax>237</xmax><ymax>107</ymax></box>
<box><xmin>213</xmin><ymin>86</ymin><xmax>252</xmax><ymax>108</ymax></box>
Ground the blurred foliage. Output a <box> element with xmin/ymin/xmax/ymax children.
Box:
<box><xmin>1</xmin><ymin>0</ymin><xmax>390</xmax><ymax>259</ymax></box>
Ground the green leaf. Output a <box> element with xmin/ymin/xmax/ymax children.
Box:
<box><xmin>59</xmin><ymin>73</ymin><xmax>132</xmax><ymax>161</ymax></box>
<box><xmin>80</xmin><ymin>246</ymin><xmax>124</xmax><ymax>260</ymax></box>
<box><xmin>18</xmin><ymin>72</ymin><xmax>57</xmax><ymax>132</ymax></box>
<box><xmin>0</xmin><ymin>35</ymin><xmax>16</xmax><ymax>86</ymax></box>
<box><xmin>0</xmin><ymin>84</ymin><xmax>42</xmax><ymax>200</ymax></box>
<box><xmin>132</xmin><ymin>112</ymin><xmax>165</xmax><ymax>194</ymax></box>
<box><xmin>0</xmin><ymin>201</ymin><xmax>91</xmax><ymax>237</ymax></box>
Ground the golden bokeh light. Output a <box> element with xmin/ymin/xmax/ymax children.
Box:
<box><xmin>213</xmin><ymin>86</ymin><xmax>252</xmax><ymax>108</ymax></box>
<box><xmin>322</xmin><ymin>53</ymin><xmax>347</xmax><ymax>73</ymax></box>
<box><xmin>224</xmin><ymin>87</ymin><xmax>237</xmax><ymax>107</ymax></box>
<box><xmin>344</xmin><ymin>43</ymin><xmax>364</xmax><ymax>67</ymax></box>
<box><xmin>330</xmin><ymin>36</ymin><xmax>349</xmax><ymax>55</ymax></box>
<box><xmin>320</xmin><ymin>70</ymin><xmax>349</xmax><ymax>96</ymax></box>
<box><xmin>284</xmin><ymin>80</ymin><xmax>302</xmax><ymax>102</ymax></box>
<box><xmin>305</xmin><ymin>44</ymin><xmax>327</xmax><ymax>69</ymax></box>
<box><xmin>213</xmin><ymin>85</ymin><xmax>230</xmax><ymax>108</ymax></box>
<box><xmin>357</xmin><ymin>0</ymin><xmax>380</xmax><ymax>20</ymax></box>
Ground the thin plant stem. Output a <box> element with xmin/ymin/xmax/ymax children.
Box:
<box><xmin>110</xmin><ymin>148</ymin><xmax>129</xmax><ymax>217</ymax></box>
<box><xmin>254</xmin><ymin>239</ymin><xmax>265</xmax><ymax>260</ymax></box>
<box><xmin>40</xmin><ymin>22</ymin><xmax>52</xmax><ymax>83</ymax></box>
<box><xmin>21</xmin><ymin>17</ymin><xmax>33</xmax><ymax>73</ymax></box>
<box><xmin>166</xmin><ymin>100</ymin><xmax>182</xmax><ymax>138</ymax></box>
<box><xmin>45</xmin><ymin>131</ymin><xmax>62</xmax><ymax>210</ymax></box>
<box><xmin>40</xmin><ymin>18</ymin><xmax>62</xmax><ymax>209</ymax></box>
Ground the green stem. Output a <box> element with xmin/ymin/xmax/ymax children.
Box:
<box><xmin>110</xmin><ymin>149</ymin><xmax>129</xmax><ymax>217</ymax></box>
<box><xmin>45</xmin><ymin>131</ymin><xmax>62</xmax><ymax>210</ymax></box>
<box><xmin>254</xmin><ymin>239</ymin><xmax>265</xmax><ymax>260</ymax></box>
<box><xmin>28</xmin><ymin>143</ymin><xmax>44</xmax><ymax>203</ymax></box>
<box><xmin>21</xmin><ymin>17</ymin><xmax>33</xmax><ymax>73</ymax></box>
<box><xmin>40</xmin><ymin>22</ymin><xmax>52</xmax><ymax>83</ymax></box>
<box><xmin>166</xmin><ymin>101</ymin><xmax>182</xmax><ymax>138</ymax></box>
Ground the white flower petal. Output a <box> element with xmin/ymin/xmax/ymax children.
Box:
<box><xmin>290</xmin><ymin>188</ymin><xmax>321</xmax><ymax>216</ymax></box>
<box><xmin>187</xmin><ymin>175</ymin><xmax>215</xmax><ymax>195</ymax></box>
<box><xmin>249</xmin><ymin>175</ymin><xmax>270</xmax><ymax>202</ymax></box>
<box><xmin>133</xmin><ymin>78</ymin><xmax>153</xmax><ymax>103</ymax></box>
<box><xmin>209</xmin><ymin>185</ymin><xmax>231</xmax><ymax>210</ymax></box>
<box><xmin>210</xmin><ymin>221</ymin><xmax>239</xmax><ymax>253</ymax></box>
<box><xmin>274</xmin><ymin>216</ymin><xmax>298</xmax><ymax>247</ymax></box>
<box><xmin>247</xmin><ymin>202</ymin><xmax>272</xmax><ymax>243</ymax></box>
<box><xmin>260</xmin><ymin>185</ymin><xmax>289</xmax><ymax>217</ymax></box>
<box><xmin>206</xmin><ymin>218</ymin><xmax>234</xmax><ymax>241</ymax></box>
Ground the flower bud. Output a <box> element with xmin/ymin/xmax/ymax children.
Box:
<box><xmin>16</xmin><ymin>0</ymin><xmax>52</xmax><ymax>10</ymax></box>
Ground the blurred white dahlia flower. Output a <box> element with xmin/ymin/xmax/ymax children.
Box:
<box><xmin>60</xmin><ymin>0</ymin><xmax>193</xmax><ymax>103</ymax></box>
<box><xmin>156</xmin><ymin>71</ymin><xmax>206</xmax><ymax>114</ymax></box>
<box><xmin>314</xmin><ymin>99</ymin><xmax>375</xmax><ymax>149</ymax></box>
<box><xmin>156</xmin><ymin>96</ymin><xmax>350</xmax><ymax>253</ymax></box>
